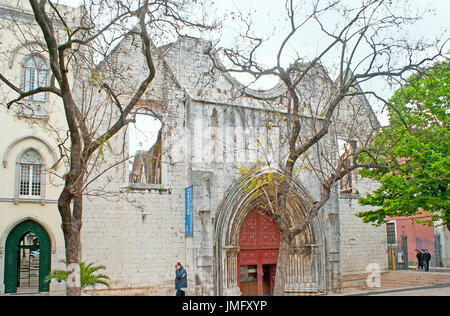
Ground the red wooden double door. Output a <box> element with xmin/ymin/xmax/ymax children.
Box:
<box><xmin>238</xmin><ymin>210</ymin><xmax>280</xmax><ymax>296</ymax></box>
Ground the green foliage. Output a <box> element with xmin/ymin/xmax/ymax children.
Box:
<box><xmin>357</xmin><ymin>61</ymin><xmax>450</xmax><ymax>229</ymax></box>
<box><xmin>44</xmin><ymin>260</ymin><xmax>110</xmax><ymax>290</ymax></box>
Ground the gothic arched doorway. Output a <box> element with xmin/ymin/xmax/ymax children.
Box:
<box><xmin>4</xmin><ymin>220</ymin><xmax>51</xmax><ymax>293</ymax></box>
<box><xmin>215</xmin><ymin>168</ymin><xmax>327</xmax><ymax>296</ymax></box>
<box><xmin>238</xmin><ymin>209</ymin><xmax>279</xmax><ymax>296</ymax></box>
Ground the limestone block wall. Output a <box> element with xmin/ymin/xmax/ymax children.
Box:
<box><xmin>77</xmin><ymin>35</ymin><xmax>388</xmax><ymax>295</ymax></box>
<box><xmin>438</xmin><ymin>229</ymin><xmax>450</xmax><ymax>268</ymax></box>
<box><xmin>339</xmin><ymin>195</ymin><xmax>388</xmax><ymax>274</ymax></box>
<box><xmin>79</xmin><ymin>32</ymin><xmax>191</xmax><ymax>294</ymax></box>
<box><xmin>338</xmin><ymin>175</ymin><xmax>388</xmax><ymax>293</ymax></box>
<box><xmin>81</xmin><ymin>119</ymin><xmax>190</xmax><ymax>294</ymax></box>
<box><xmin>81</xmin><ymin>189</ymin><xmax>187</xmax><ymax>293</ymax></box>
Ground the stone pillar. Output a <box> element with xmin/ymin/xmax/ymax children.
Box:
<box><xmin>285</xmin><ymin>245</ymin><xmax>324</xmax><ymax>295</ymax></box>
<box><xmin>286</xmin><ymin>247</ymin><xmax>308</xmax><ymax>293</ymax></box>
<box><xmin>223</xmin><ymin>246</ymin><xmax>241</xmax><ymax>296</ymax></box>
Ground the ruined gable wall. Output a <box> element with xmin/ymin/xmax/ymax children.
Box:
<box><xmin>80</xmin><ymin>35</ymin><xmax>387</xmax><ymax>295</ymax></box>
<box><xmin>80</xmin><ymin>34</ymin><xmax>189</xmax><ymax>295</ymax></box>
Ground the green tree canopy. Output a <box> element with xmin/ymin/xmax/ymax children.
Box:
<box><xmin>357</xmin><ymin>60</ymin><xmax>450</xmax><ymax>231</ymax></box>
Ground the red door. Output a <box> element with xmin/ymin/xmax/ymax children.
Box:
<box><xmin>238</xmin><ymin>210</ymin><xmax>280</xmax><ymax>296</ymax></box>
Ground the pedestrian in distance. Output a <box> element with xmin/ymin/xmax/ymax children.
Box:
<box><xmin>424</xmin><ymin>249</ymin><xmax>432</xmax><ymax>272</ymax></box>
<box><xmin>175</xmin><ymin>262</ymin><xmax>188</xmax><ymax>296</ymax></box>
<box><xmin>416</xmin><ymin>249</ymin><xmax>424</xmax><ymax>270</ymax></box>
<box><xmin>416</xmin><ymin>249</ymin><xmax>425</xmax><ymax>269</ymax></box>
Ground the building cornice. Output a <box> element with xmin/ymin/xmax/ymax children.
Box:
<box><xmin>0</xmin><ymin>2</ymin><xmax>76</xmax><ymax>29</ymax></box>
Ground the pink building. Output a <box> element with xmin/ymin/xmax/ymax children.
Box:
<box><xmin>387</xmin><ymin>213</ymin><xmax>436</xmax><ymax>265</ymax></box>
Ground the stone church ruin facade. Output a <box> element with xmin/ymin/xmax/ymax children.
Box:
<box><xmin>79</xmin><ymin>35</ymin><xmax>387</xmax><ymax>296</ymax></box>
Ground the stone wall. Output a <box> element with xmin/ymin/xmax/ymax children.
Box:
<box><xmin>80</xmin><ymin>36</ymin><xmax>388</xmax><ymax>295</ymax></box>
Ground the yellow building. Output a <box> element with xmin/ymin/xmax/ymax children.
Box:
<box><xmin>0</xmin><ymin>0</ymin><xmax>79</xmax><ymax>294</ymax></box>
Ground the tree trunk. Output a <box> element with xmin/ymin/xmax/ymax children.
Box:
<box><xmin>59</xmin><ymin>182</ymin><xmax>83</xmax><ymax>296</ymax></box>
<box><xmin>273</xmin><ymin>234</ymin><xmax>291</xmax><ymax>296</ymax></box>
<box><xmin>65</xmin><ymin>233</ymin><xmax>81</xmax><ymax>296</ymax></box>
<box><xmin>60</xmin><ymin>212</ymin><xmax>82</xmax><ymax>296</ymax></box>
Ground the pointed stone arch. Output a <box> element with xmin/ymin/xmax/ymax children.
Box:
<box><xmin>2</xmin><ymin>135</ymin><xmax>58</xmax><ymax>169</ymax></box>
<box><xmin>214</xmin><ymin>167</ymin><xmax>327</xmax><ymax>295</ymax></box>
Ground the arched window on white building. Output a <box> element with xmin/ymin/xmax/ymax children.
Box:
<box><xmin>24</xmin><ymin>56</ymin><xmax>48</xmax><ymax>102</ymax></box>
<box><xmin>19</xmin><ymin>149</ymin><xmax>44</xmax><ymax>198</ymax></box>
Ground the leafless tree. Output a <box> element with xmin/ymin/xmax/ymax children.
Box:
<box><xmin>0</xmin><ymin>0</ymin><xmax>216</xmax><ymax>296</ymax></box>
<box><xmin>206</xmin><ymin>0</ymin><xmax>448</xmax><ymax>295</ymax></box>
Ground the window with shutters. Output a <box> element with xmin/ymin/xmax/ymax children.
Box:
<box><xmin>24</xmin><ymin>56</ymin><xmax>48</xmax><ymax>102</ymax></box>
<box><xmin>386</xmin><ymin>221</ymin><xmax>397</xmax><ymax>245</ymax></box>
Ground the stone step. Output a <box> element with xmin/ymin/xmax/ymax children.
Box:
<box><xmin>341</xmin><ymin>270</ymin><xmax>450</xmax><ymax>295</ymax></box>
<box><xmin>378</xmin><ymin>271</ymin><xmax>450</xmax><ymax>290</ymax></box>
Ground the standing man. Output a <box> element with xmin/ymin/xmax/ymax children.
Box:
<box><xmin>175</xmin><ymin>262</ymin><xmax>188</xmax><ymax>296</ymax></box>
<box><xmin>424</xmin><ymin>249</ymin><xmax>432</xmax><ymax>272</ymax></box>
<box><xmin>416</xmin><ymin>249</ymin><xmax>424</xmax><ymax>270</ymax></box>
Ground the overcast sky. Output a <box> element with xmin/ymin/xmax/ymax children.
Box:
<box><xmin>56</xmin><ymin>0</ymin><xmax>449</xmax><ymax>125</ymax></box>
<box><xmin>205</xmin><ymin>0</ymin><xmax>449</xmax><ymax>125</ymax></box>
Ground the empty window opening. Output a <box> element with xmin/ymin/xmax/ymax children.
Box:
<box><xmin>128</xmin><ymin>112</ymin><xmax>162</xmax><ymax>184</ymax></box>
<box><xmin>338</xmin><ymin>139</ymin><xmax>356</xmax><ymax>194</ymax></box>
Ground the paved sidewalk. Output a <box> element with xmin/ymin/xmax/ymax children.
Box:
<box><xmin>365</xmin><ymin>283</ymin><xmax>450</xmax><ymax>296</ymax></box>
<box><xmin>339</xmin><ymin>269</ymin><xmax>450</xmax><ymax>296</ymax></box>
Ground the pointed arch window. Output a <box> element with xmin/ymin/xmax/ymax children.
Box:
<box><xmin>19</xmin><ymin>150</ymin><xmax>44</xmax><ymax>198</ymax></box>
<box><xmin>24</xmin><ymin>56</ymin><xmax>48</xmax><ymax>102</ymax></box>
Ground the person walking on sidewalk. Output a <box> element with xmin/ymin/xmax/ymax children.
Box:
<box><xmin>424</xmin><ymin>249</ymin><xmax>432</xmax><ymax>272</ymax></box>
<box><xmin>175</xmin><ymin>262</ymin><xmax>188</xmax><ymax>296</ymax></box>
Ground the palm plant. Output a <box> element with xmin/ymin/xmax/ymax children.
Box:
<box><xmin>45</xmin><ymin>260</ymin><xmax>110</xmax><ymax>290</ymax></box>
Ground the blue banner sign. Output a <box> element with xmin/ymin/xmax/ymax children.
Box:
<box><xmin>185</xmin><ymin>185</ymin><xmax>193</xmax><ymax>236</ymax></box>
